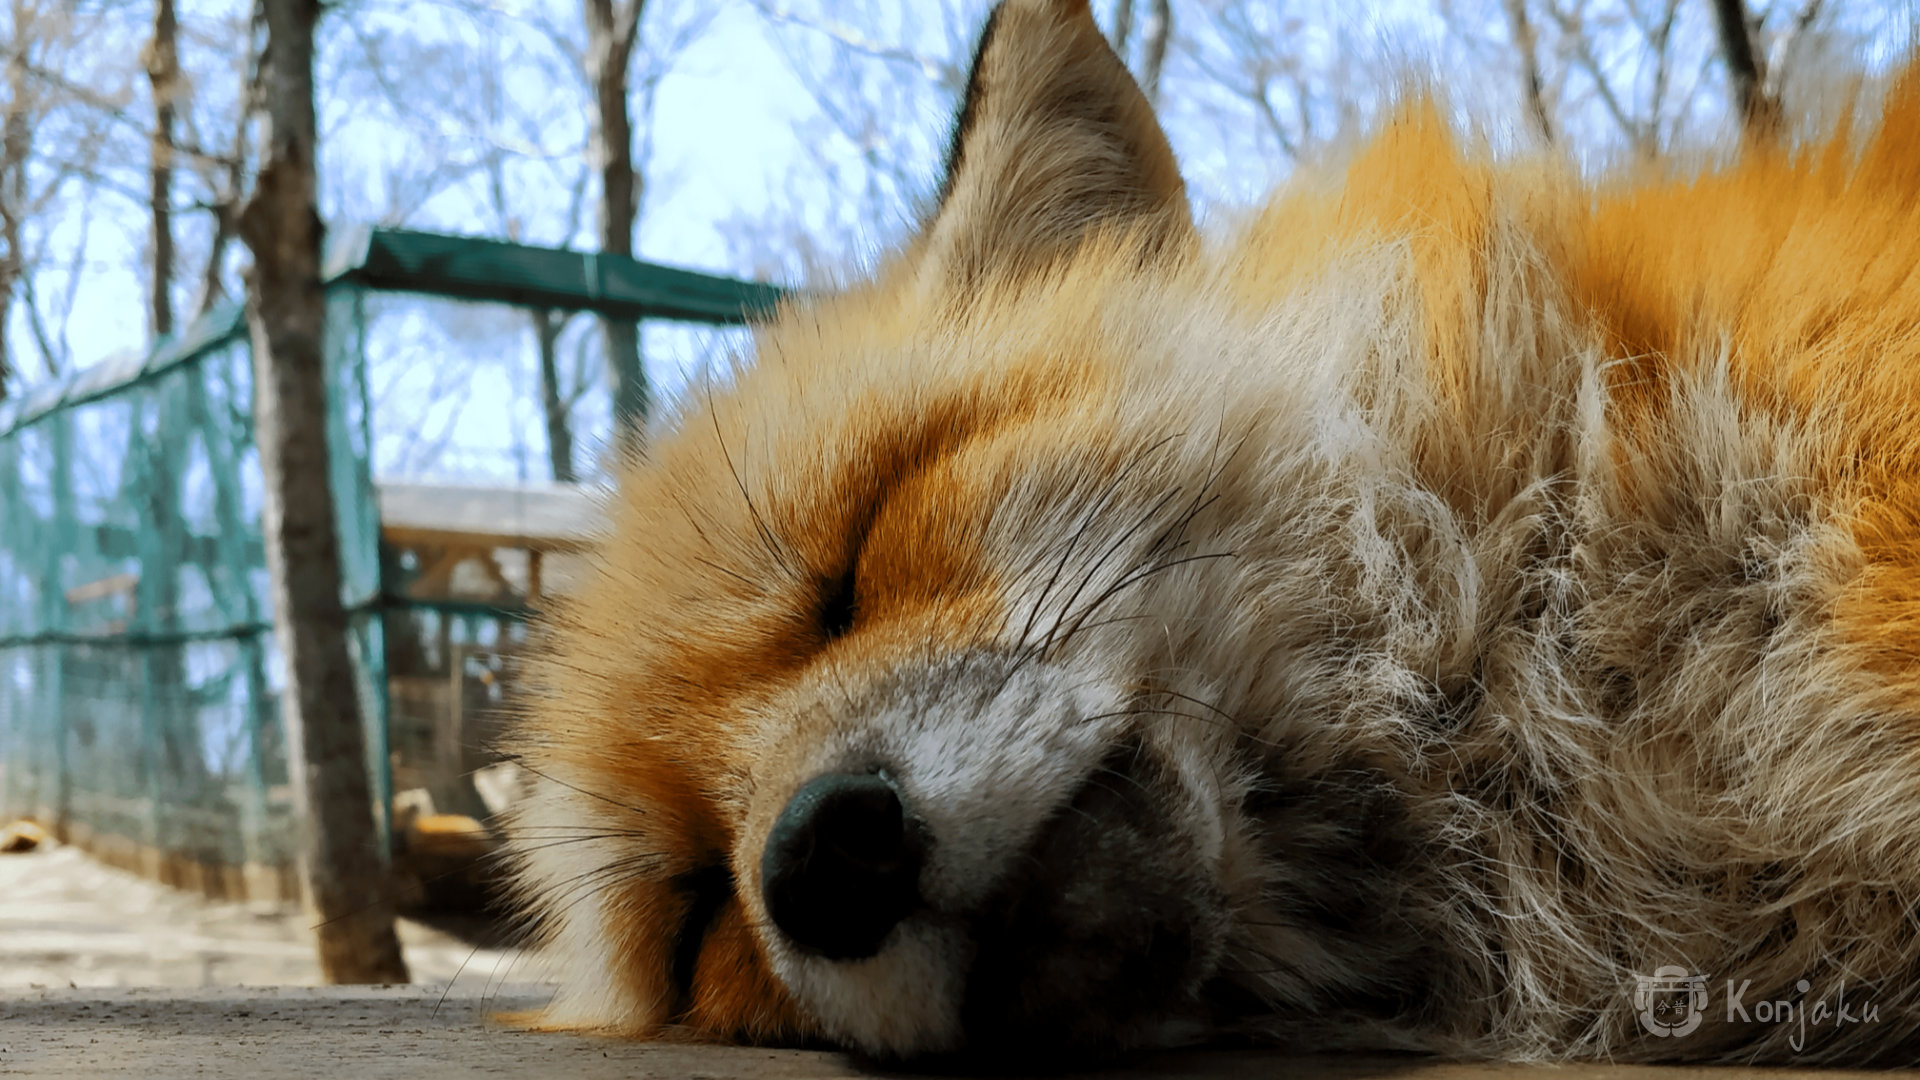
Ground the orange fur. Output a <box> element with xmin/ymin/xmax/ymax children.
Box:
<box><xmin>1561</xmin><ymin>75</ymin><xmax>1920</xmax><ymax>677</ymax></box>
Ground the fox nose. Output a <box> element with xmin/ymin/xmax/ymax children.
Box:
<box><xmin>761</xmin><ymin>771</ymin><xmax>922</xmax><ymax>960</ymax></box>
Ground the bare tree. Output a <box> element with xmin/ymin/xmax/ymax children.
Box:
<box><xmin>325</xmin><ymin>0</ymin><xmax>682</xmax><ymax>482</ymax></box>
<box><xmin>1104</xmin><ymin>0</ymin><xmax>1170</xmax><ymax>100</ymax></box>
<box><xmin>738</xmin><ymin>0</ymin><xmax>977</xmax><ymax>278</ymax></box>
<box><xmin>1172</xmin><ymin>0</ymin><xmax>1382</xmax><ymax>187</ymax></box>
<box><xmin>480</xmin><ymin>95</ymin><xmax>592</xmax><ymax>485</ymax></box>
<box><xmin>583</xmin><ymin>0</ymin><xmax>650</xmax><ymax>453</ymax></box>
<box><xmin>1110</xmin><ymin>0</ymin><xmax>1136</xmax><ymax>56</ymax></box>
<box><xmin>0</xmin><ymin>1</ymin><xmax>142</xmax><ymax>388</ymax></box>
<box><xmin>193</xmin><ymin>3</ymin><xmax>260</xmax><ymax>319</ymax></box>
<box><xmin>473</xmin><ymin>20</ymin><xmax>595</xmax><ymax>484</ymax></box>
<box><xmin>1502</xmin><ymin>0</ymin><xmax>1557</xmax><ymax>144</ymax></box>
<box><xmin>0</xmin><ymin>0</ymin><xmax>65</xmax><ymax>392</ymax></box>
<box><xmin>1138</xmin><ymin>0</ymin><xmax>1171</xmax><ymax>103</ymax></box>
<box><xmin>0</xmin><ymin>2</ymin><xmax>28</xmax><ymax>394</ymax></box>
<box><xmin>144</xmin><ymin>0</ymin><xmax>177</xmax><ymax>340</ymax></box>
<box><xmin>241</xmin><ymin>0</ymin><xmax>409</xmax><ymax>986</ymax></box>
<box><xmin>534</xmin><ymin>309</ymin><xmax>578</xmax><ymax>482</ymax></box>
<box><xmin>1710</xmin><ymin>0</ymin><xmax>1781</xmax><ymax>135</ymax></box>
<box><xmin>1433</xmin><ymin>0</ymin><xmax>1721</xmax><ymax>161</ymax></box>
<box><xmin>0</xmin><ymin>0</ymin><xmax>1902</xmax><ymax>404</ymax></box>
<box><xmin>1759</xmin><ymin>0</ymin><xmax>1827</xmax><ymax>108</ymax></box>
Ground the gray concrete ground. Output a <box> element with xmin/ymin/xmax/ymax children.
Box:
<box><xmin>0</xmin><ymin>843</ymin><xmax>1904</xmax><ymax>1078</ymax></box>
<box><xmin>0</xmin><ymin>987</ymin><xmax>1897</xmax><ymax>1080</ymax></box>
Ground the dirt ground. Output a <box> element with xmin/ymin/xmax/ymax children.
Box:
<box><xmin>0</xmin><ymin>839</ymin><xmax>529</xmax><ymax>990</ymax></box>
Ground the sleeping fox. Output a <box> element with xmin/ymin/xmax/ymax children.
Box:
<box><xmin>503</xmin><ymin>0</ymin><xmax>1920</xmax><ymax>1064</ymax></box>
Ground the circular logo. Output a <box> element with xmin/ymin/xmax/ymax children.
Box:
<box><xmin>1634</xmin><ymin>965</ymin><xmax>1709</xmax><ymax>1038</ymax></box>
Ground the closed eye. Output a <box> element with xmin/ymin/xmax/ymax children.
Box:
<box><xmin>670</xmin><ymin>864</ymin><xmax>736</xmax><ymax>1013</ymax></box>
<box><xmin>819</xmin><ymin>568</ymin><xmax>858</xmax><ymax>640</ymax></box>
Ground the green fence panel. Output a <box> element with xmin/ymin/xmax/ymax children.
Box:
<box><xmin>0</xmin><ymin>227</ymin><xmax>778</xmax><ymax>895</ymax></box>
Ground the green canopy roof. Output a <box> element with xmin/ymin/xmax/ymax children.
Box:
<box><xmin>0</xmin><ymin>227</ymin><xmax>786</xmax><ymax>437</ymax></box>
<box><xmin>324</xmin><ymin>226</ymin><xmax>785</xmax><ymax>323</ymax></box>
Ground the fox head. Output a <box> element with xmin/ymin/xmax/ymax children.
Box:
<box><xmin>502</xmin><ymin>0</ymin><xmax>1920</xmax><ymax>1062</ymax></box>
<box><xmin>505</xmin><ymin>0</ymin><xmax>1449</xmax><ymax>1060</ymax></box>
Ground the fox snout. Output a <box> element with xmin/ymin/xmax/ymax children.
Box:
<box><xmin>761</xmin><ymin>771</ymin><xmax>923</xmax><ymax>961</ymax></box>
<box><xmin>754</xmin><ymin>715</ymin><xmax>1224</xmax><ymax>1059</ymax></box>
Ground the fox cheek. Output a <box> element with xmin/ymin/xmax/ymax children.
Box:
<box><xmin>675</xmin><ymin>899</ymin><xmax>818</xmax><ymax>1043</ymax></box>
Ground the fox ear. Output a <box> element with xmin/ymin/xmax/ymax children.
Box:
<box><xmin>916</xmin><ymin>0</ymin><xmax>1194</xmax><ymax>285</ymax></box>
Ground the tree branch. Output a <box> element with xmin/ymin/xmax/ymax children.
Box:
<box><xmin>1138</xmin><ymin>0</ymin><xmax>1171</xmax><ymax>103</ymax></box>
<box><xmin>1502</xmin><ymin>0</ymin><xmax>1555</xmax><ymax>145</ymax></box>
<box><xmin>748</xmin><ymin>0</ymin><xmax>964</xmax><ymax>88</ymax></box>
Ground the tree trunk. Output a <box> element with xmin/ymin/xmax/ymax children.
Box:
<box><xmin>583</xmin><ymin>0</ymin><xmax>649</xmax><ymax>458</ymax></box>
<box><xmin>534</xmin><ymin>309</ymin><xmax>577</xmax><ymax>483</ymax></box>
<box><xmin>240</xmin><ymin>0</ymin><xmax>409</xmax><ymax>986</ymax></box>
<box><xmin>145</xmin><ymin>0</ymin><xmax>177</xmax><ymax>340</ymax></box>
<box><xmin>1710</xmin><ymin>0</ymin><xmax>1779</xmax><ymax>137</ymax></box>
<box><xmin>0</xmin><ymin>10</ymin><xmax>31</xmax><ymax>396</ymax></box>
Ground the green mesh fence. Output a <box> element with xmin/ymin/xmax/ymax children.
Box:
<box><xmin>0</xmin><ymin>228</ymin><xmax>778</xmax><ymax>898</ymax></box>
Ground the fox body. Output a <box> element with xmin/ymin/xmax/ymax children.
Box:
<box><xmin>504</xmin><ymin>0</ymin><xmax>1920</xmax><ymax>1064</ymax></box>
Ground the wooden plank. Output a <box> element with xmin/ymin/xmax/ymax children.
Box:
<box><xmin>375</xmin><ymin>481</ymin><xmax>601</xmax><ymax>553</ymax></box>
<box><xmin>65</xmin><ymin>572</ymin><xmax>140</xmax><ymax>607</ymax></box>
